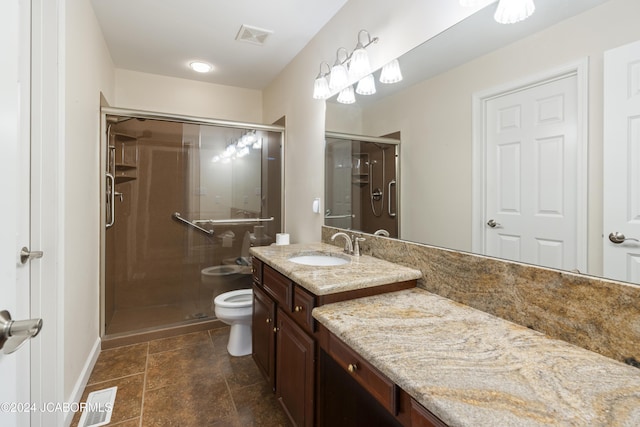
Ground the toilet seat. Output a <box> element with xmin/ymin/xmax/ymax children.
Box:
<box><xmin>214</xmin><ymin>289</ymin><xmax>252</xmax><ymax>308</ymax></box>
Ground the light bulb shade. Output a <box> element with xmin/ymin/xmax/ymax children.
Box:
<box><xmin>337</xmin><ymin>85</ymin><xmax>356</xmax><ymax>104</ymax></box>
<box><xmin>379</xmin><ymin>59</ymin><xmax>403</xmax><ymax>84</ymax></box>
<box><xmin>329</xmin><ymin>63</ymin><xmax>348</xmax><ymax>91</ymax></box>
<box><xmin>313</xmin><ymin>75</ymin><xmax>330</xmax><ymax>99</ymax></box>
<box><xmin>494</xmin><ymin>0</ymin><xmax>535</xmax><ymax>24</ymax></box>
<box><xmin>356</xmin><ymin>74</ymin><xmax>376</xmax><ymax>96</ymax></box>
<box><xmin>349</xmin><ymin>47</ymin><xmax>371</xmax><ymax>80</ymax></box>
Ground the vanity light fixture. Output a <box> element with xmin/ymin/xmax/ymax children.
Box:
<box><xmin>329</xmin><ymin>48</ymin><xmax>350</xmax><ymax>91</ymax></box>
<box><xmin>379</xmin><ymin>59</ymin><xmax>403</xmax><ymax>84</ymax></box>
<box><xmin>336</xmin><ymin>85</ymin><xmax>356</xmax><ymax>104</ymax></box>
<box><xmin>313</xmin><ymin>62</ymin><xmax>331</xmax><ymax>99</ymax></box>
<box><xmin>189</xmin><ymin>61</ymin><xmax>213</xmax><ymax>73</ymax></box>
<box><xmin>494</xmin><ymin>0</ymin><xmax>535</xmax><ymax>24</ymax></box>
<box><xmin>355</xmin><ymin>74</ymin><xmax>376</xmax><ymax>96</ymax></box>
<box><xmin>314</xmin><ymin>29</ymin><xmax>379</xmax><ymax>100</ymax></box>
<box><xmin>348</xmin><ymin>30</ymin><xmax>375</xmax><ymax>80</ymax></box>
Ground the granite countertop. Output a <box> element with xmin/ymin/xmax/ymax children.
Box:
<box><xmin>249</xmin><ymin>242</ymin><xmax>422</xmax><ymax>295</ymax></box>
<box><xmin>312</xmin><ymin>288</ymin><xmax>640</xmax><ymax>427</ymax></box>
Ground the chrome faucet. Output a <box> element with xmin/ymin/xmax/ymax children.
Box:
<box><xmin>353</xmin><ymin>236</ymin><xmax>365</xmax><ymax>256</ymax></box>
<box><xmin>331</xmin><ymin>232</ymin><xmax>353</xmax><ymax>254</ymax></box>
<box><xmin>330</xmin><ymin>232</ymin><xmax>366</xmax><ymax>256</ymax></box>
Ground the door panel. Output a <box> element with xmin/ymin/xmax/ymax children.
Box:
<box><xmin>485</xmin><ymin>75</ymin><xmax>578</xmax><ymax>270</ymax></box>
<box><xmin>0</xmin><ymin>0</ymin><xmax>31</xmax><ymax>425</ymax></box>
<box><xmin>603</xmin><ymin>39</ymin><xmax>640</xmax><ymax>283</ymax></box>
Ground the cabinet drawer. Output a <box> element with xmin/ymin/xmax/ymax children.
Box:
<box><xmin>327</xmin><ymin>333</ymin><xmax>397</xmax><ymax>414</ymax></box>
<box><xmin>263</xmin><ymin>265</ymin><xmax>293</xmax><ymax>309</ymax></box>
<box><xmin>252</xmin><ymin>257</ymin><xmax>263</xmax><ymax>285</ymax></box>
<box><xmin>292</xmin><ymin>286</ymin><xmax>316</xmax><ymax>334</ymax></box>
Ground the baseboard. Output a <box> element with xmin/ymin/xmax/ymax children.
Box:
<box><xmin>63</xmin><ymin>337</ymin><xmax>101</xmax><ymax>427</ymax></box>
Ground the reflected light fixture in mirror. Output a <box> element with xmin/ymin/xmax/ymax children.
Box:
<box><xmin>494</xmin><ymin>0</ymin><xmax>536</xmax><ymax>24</ymax></box>
<box><xmin>337</xmin><ymin>85</ymin><xmax>356</xmax><ymax>104</ymax></box>
<box><xmin>379</xmin><ymin>59</ymin><xmax>403</xmax><ymax>84</ymax></box>
<box><xmin>356</xmin><ymin>74</ymin><xmax>376</xmax><ymax>95</ymax></box>
<box><xmin>459</xmin><ymin>0</ymin><xmax>536</xmax><ymax>24</ymax></box>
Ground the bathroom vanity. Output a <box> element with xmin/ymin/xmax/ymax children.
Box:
<box><xmin>249</xmin><ymin>242</ymin><xmax>422</xmax><ymax>427</ymax></box>
<box><xmin>251</xmin><ymin>242</ymin><xmax>640</xmax><ymax>427</ymax></box>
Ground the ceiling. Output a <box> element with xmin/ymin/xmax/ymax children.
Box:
<box><xmin>90</xmin><ymin>0</ymin><xmax>348</xmax><ymax>90</ymax></box>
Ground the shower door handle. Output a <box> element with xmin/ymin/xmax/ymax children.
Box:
<box><xmin>106</xmin><ymin>172</ymin><xmax>115</xmax><ymax>228</ymax></box>
<box><xmin>388</xmin><ymin>180</ymin><xmax>396</xmax><ymax>218</ymax></box>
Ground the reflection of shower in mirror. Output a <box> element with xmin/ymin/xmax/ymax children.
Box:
<box><xmin>325</xmin><ymin>133</ymin><xmax>400</xmax><ymax>238</ymax></box>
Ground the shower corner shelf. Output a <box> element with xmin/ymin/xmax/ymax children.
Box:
<box><xmin>111</xmin><ymin>132</ymin><xmax>139</xmax><ymax>183</ymax></box>
<box><xmin>352</xmin><ymin>175</ymin><xmax>369</xmax><ymax>184</ymax></box>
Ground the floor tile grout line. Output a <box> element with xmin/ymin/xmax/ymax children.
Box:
<box><xmin>139</xmin><ymin>342</ymin><xmax>150</xmax><ymax>427</ymax></box>
<box><xmin>86</xmin><ymin>371</ymin><xmax>146</xmax><ymax>388</ymax></box>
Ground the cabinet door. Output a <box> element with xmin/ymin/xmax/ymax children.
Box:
<box><xmin>276</xmin><ymin>307</ymin><xmax>315</xmax><ymax>427</ymax></box>
<box><xmin>252</xmin><ymin>284</ymin><xmax>276</xmax><ymax>391</ymax></box>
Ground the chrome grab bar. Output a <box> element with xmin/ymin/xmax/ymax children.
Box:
<box><xmin>106</xmin><ymin>173</ymin><xmax>115</xmax><ymax>228</ymax></box>
<box><xmin>193</xmin><ymin>217</ymin><xmax>274</xmax><ymax>225</ymax></box>
<box><xmin>388</xmin><ymin>179</ymin><xmax>396</xmax><ymax>218</ymax></box>
<box><xmin>172</xmin><ymin>212</ymin><xmax>214</xmax><ymax>236</ymax></box>
<box><xmin>324</xmin><ymin>214</ymin><xmax>355</xmax><ymax>219</ymax></box>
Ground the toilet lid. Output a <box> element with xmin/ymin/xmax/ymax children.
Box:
<box><xmin>214</xmin><ymin>289</ymin><xmax>253</xmax><ymax>308</ymax></box>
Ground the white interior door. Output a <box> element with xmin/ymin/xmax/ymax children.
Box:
<box><xmin>603</xmin><ymin>39</ymin><xmax>640</xmax><ymax>283</ymax></box>
<box><xmin>484</xmin><ymin>74</ymin><xmax>579</xmax><ymax>270</ymax></box>
<box><xmin>0</xmin><ymin>0</ymin><xmax>32</xmax><ymax>425</ymax></box>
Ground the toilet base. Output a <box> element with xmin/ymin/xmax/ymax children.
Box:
<box><xmin>227</xmin><ymin>323</ymin><xmax>252</xmax><ymax>356</ymax></box>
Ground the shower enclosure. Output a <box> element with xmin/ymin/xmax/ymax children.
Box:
<box><xmin>101</xmin><ymin>108</ymin><xmax>283</xmax><ymax>340</ymax></box>
<box><xmin>325</xmin><ymin>133</ymin><xmax>399</xmax><ymax>237</ymax></box>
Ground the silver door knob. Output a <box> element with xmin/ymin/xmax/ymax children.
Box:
<box><xmin>608</xmin><ymin>232</ymin><xmax>639</xmax><ymax>244</ymax></box>
<box><xmin>487</xmin><ymin>219</ymin><xmax>500</xmax><ymax>228</ymax></box>
<box><xmin>20</xmin><ymin>247</ymin><xmax>43</xmax><ymax>264</ymax></box>
<box><xmin>0</xmin><ymin>310</ymin><xmax>43</xmax><ymax>354</ymax></box>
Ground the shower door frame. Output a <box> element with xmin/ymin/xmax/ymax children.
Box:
<box><xmin>324</xmin><ymin>131</ymin><xmax>401</xmax><ymax>237</ymax></box>
<box><xmin>98</xmin><ymin>106</ymin><xmax>286</xmax><ymax>339</ymax></box>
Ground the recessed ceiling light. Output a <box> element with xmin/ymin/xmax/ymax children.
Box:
<box><xmin>189</xmin><ymin>61</ymin><xmax>213</xmax><ymax>73</ymax></box>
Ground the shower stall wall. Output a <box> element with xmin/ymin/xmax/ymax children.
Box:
<box><xmin>325</xmin><ymin>134</ymin><xmax>400</xmax><ymax>238</ymax></box>
<box><xmin>101</xmin><ymin>109</ymin><xmax>283</xmax><ymax>340</ymax></box>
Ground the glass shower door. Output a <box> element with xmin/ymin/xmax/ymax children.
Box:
<box><xmin>103</xmin><ymin>114</ymin><xmax>282</xmax><ymax>338</ymax></box>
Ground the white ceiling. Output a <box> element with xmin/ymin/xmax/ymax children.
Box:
<box><xmin>90</xmin><ymin>0</ymin><xmax>348</xmax><ymax>89</ymax></box>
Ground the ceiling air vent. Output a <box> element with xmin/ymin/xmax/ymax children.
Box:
<box><xmin>235</xmin><ymin>24</ymin><xmax>273</xmax><ymax>46</ymax></box>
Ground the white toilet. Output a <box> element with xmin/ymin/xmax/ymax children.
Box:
<box><xmin>214</xmin><ymin>288</ymin><xmax>253</xmax><ymax>356</ymax></box>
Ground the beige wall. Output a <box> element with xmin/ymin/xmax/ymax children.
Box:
<box><xmin>64</xmin><ymin>0</ymin><xmax>115</xmax><ymax>403</ymax></box>
<box><xmin>115</xmin><ymin>69</ymin><xmax>263</xmax><ymax>123</ymax></box>
<box><xmin>358</xmin><ymin>0</ymin><xmax>640</xmax><ymax>277</ymax></box>
<box><xmin>262</xmin><ymin>0</ymin><xmax>484</xmax><ymax>243</ymax></box>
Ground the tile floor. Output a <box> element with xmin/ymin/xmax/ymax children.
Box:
<box><xmin>71</xmin><ymin>328</ymin><xmax>292</xmax><ymax>426</ymax></box>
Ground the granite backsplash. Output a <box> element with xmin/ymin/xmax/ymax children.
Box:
<box><xmin>322</xmin><ymin>226</ymin><xmax>640</xmax><ymax>364</ymax></box>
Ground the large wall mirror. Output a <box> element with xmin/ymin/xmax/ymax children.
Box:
<box><xmin>325</xmin><ymin>0</ymin><xmax>640</xmax><ymax>285</ymax></box>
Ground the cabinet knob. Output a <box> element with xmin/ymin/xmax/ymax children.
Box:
<box><xmin>273</xmin><ymin>327</ymin><xmax>279</xmax><ymax>333</ymax></box>
<box><xmin>347</xmin><ymin>363</ymin><xmax>358</xmax><ymax>373</ymax></box>
<box><xmin>266</xmin><ymin>318</ymin><xmax>272</xmax><ymax>324</ymax></box>
<box><xmin>294</xmin><ymin>305</ymin><xmax>303</xmax><ymax>312</ymax></box>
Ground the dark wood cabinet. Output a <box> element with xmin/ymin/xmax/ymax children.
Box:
<box><xmin>410</xmin><ymin>398</ymin><xmax>448</xmax><ymax>427</ymax></box>
<box><xmin>276</xmin><ymin>307</ymin><xmax>316</xmax><ymax>427</ymax></box>
<box><xmin>251</xmin><ymin>257</ymin><xmax>418</xmax><ymax>427</ymax></box>
<box><xmin>252</xmin><ymin>284</ymin><xmax>276</xmax><ymax>391</ymax></box>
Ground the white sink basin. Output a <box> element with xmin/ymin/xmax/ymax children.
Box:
<box><xmin>288</xmin><ymin>253</ymin><xmax>349</xmax><ymax>266</ymax></box>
